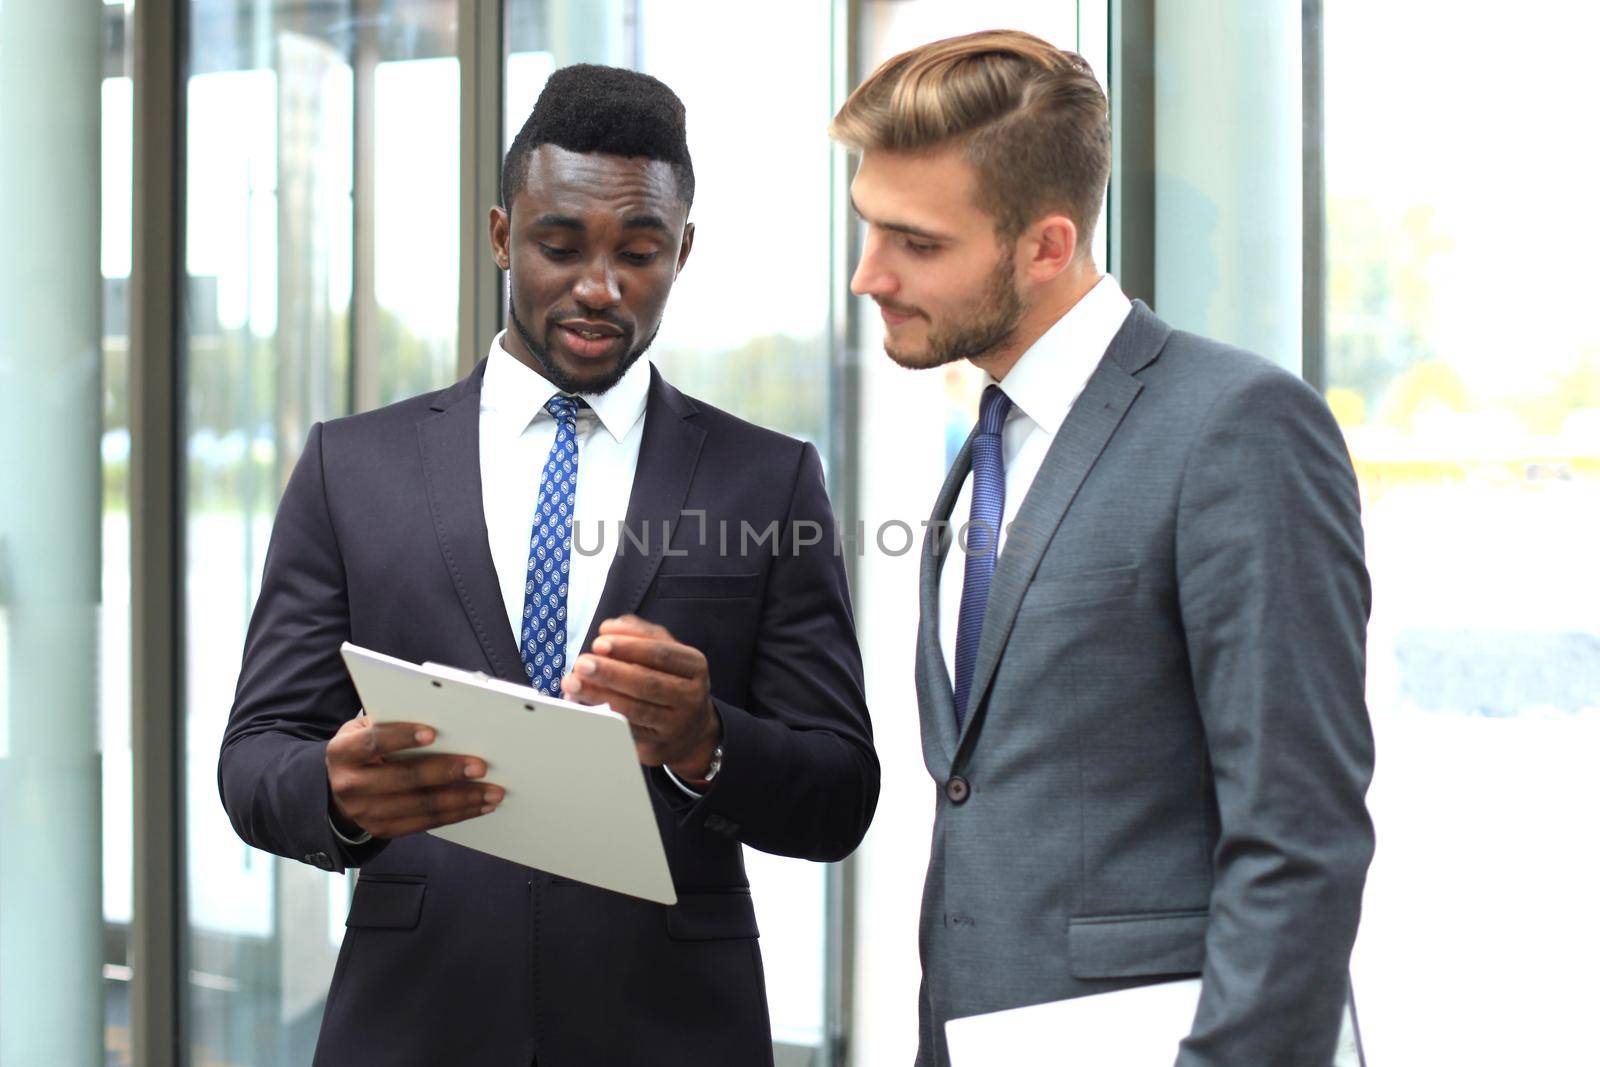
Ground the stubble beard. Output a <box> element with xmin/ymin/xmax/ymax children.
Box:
<box><xmin>883</xmin><ymin>248</ymin><xmax>1025</xmax><ymax>371</ymax></box>
<box><xmin>507</xmin><ymin>294</ymin><xmax>660</xmax><ymax>397</ymax></box>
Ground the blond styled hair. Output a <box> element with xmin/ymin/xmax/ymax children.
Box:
<box><xmin>831</xmin><ymin>29</ymin><xmax>1110</xmax><ymax>248</ymax></box>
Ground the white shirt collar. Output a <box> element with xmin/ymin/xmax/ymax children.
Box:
<box><xmin>480</xmin><ymin>330</ymin><xmax>651</xmax><ymax>442</ymax></box>
<box><xmin>989</xmin><ymin>274</ymin><xmax>1133</xmax><ymax>436</ymax></box>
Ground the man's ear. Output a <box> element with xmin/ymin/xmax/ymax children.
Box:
<box><xmin>489</xmin><ymin>205</ymin><xmax>510</xmax><ymax>270</ymax></box>
<box><xmin>1022</xmin><ymin>213</ymin><xmax>1078</xmax><ymax>283</ymax></box>
<box><xmin>676</xmin><ymin>221</ymin><xmax>695</xmax><ymax>275</ymax></box>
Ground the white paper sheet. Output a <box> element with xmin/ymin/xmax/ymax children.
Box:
<box><xmin>946</xmin><ymin>980</ymin><xmax>1362</xmax><ymax>1066</ymax></box>
<box><xmin>946</xmin><ymin>979</ymin><xmax>1202</xmax><ymax>1067</ymax></box>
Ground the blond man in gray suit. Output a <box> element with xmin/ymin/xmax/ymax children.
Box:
<box><xmin>833</xmin><ymin>30</ymin><xmax>1374</xmax><ymax>1067</ymax></box>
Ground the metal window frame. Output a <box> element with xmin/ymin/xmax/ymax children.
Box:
<box><xmin>129</xmin><ymin>0</ymin><xmax>186</xmax><ymax>1062</ymax></box>
<box><xmin>352</xmin><ymin>0</ymin><xmax>383</xmax><ymax>413</ymax></box>
<box><xmin>1108</xmin><ymin>0</ymin><xmax>1156</xmax><ymax>307</ymax></box>
<box><xmin>824</xmin><ymin>2</ymin><xmax>863</xmax><ymax>1063</ymax></box>
<box><xmin>1302</xmin><ymin>0</ymin><xmax>1327</xmax><ymax>392</ymax></box>
<box><xmin>459</xmin><ymin>0</ymin><xmax>506</xmax><ymax>377</ymax></box>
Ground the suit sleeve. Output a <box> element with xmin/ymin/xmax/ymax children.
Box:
<box><xmin>659</xmin><ymin>441</ymin><xmax>881</xmax><ymax>862</ymax></box>
<box><xmin>1173</xmin><ymin>369</ymin><xmax>1375</xmax><ymax>1066</ymax></box>
<box><xmin>218</xmin><ymin>422</ymin><xmax>386</xmax><ymax>872</ymax></box>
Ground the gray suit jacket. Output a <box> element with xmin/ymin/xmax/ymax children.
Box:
<box><xmin>915</xmin><ymin>302</ymin><xmax>1375</xmax><ymax>1066</ymax></box>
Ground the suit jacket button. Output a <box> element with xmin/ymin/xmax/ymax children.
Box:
<box><xmin>704</xmin><ymin>815</ymin><xmax>728</xmax><ymax>833</ymax></box>
<box><xmin>305</xmin><ymin>851</ymin><xmax>334</xmax><ymax>871</ymax></box>
<box><xmin>945</xmin><ymin>776</ymin><xmax>970</xmax><ymax>804</ymax></box>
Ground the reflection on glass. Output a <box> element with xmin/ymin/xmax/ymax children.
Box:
<box><xmin>1</xmin><ymin>4</ymin><xmax>109</xmax><ymax>1063</ymax></box>
<box><xmin>102</xmin><ymin>2</ymin><xmax>134</xmax><ymax>1062</ymax></box>
<box><xmin>1326</xmin><ymin>4</ymin><xmax>1600</xmax><ymax>1063</ymax></box>
<box><xmin>373</xmin><ymin>53</ymin><xmax>460</xmax><ymax>402</ymax></box>
<box><xmin>183</xmin><ymin>3</ymin><xmax>457</xmax><ymax>1063</ymax></box>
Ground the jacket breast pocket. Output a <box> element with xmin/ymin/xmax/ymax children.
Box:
<box><xmin>651</xmin><ymin>573</ymin><xmax>761</xmax><ymax>600</ymax></box>
<box><xmin>1067</xmin><ymin>909</ymin><xmax>1208</xmax><ymax>978</ymax></box>
<box><xmin>345</xmin><ymin>874</ymin><xmax>426</xmax><ymax>930</ymax></box>
<box><xmin>665</xmin><ymin>889</ymin><xmax>760</xmax><ymax>941</ymax></box>
<box><xmin>1023</xmin><ymin>565</ymin><xmax>1138</xmax><ymax>610</ymax></box>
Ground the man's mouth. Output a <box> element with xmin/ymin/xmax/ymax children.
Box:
<box><xmin>876</xmin><ymin>301</ymin><xmax>922</xmax><ymax>327</ymax></box>
<box><xmin>561</xmin><ymin>320</ymin><xmax>621</xmax><ymax>338</ymax></box>
<box><xmin>554</xmin><ymin>320</ymin><xmax>626</xmax><ymax>358</ymax></box>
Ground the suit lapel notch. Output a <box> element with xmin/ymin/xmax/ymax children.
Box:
<box><xmin>917</xmin><ymin>432</ymin><xmax>975</xmax><ymax>771</ymax></box>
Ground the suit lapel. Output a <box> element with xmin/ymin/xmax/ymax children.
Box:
<box><xmin>954</xmin><ymin>302</ymin><xmax>1173</xmax><ymax>753</ymax></box>
<box><xmin>416</xmin><ymin>360</ymin><xmax>523</xmax><ymax>681</ymax></box>
<box><xmin>917</xmin><ymin>430</ymin><xmax>976</xmax><ymax>774</ymax></box>
<box><xmin>580</xmin><ymin>366</ymin><xmax>706</xmax><ymax>652</ymax></box>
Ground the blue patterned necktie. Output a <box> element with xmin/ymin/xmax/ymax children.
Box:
<box><xmin>520</xmin><ymin>394</ymin><xmax>585</xmax><ymax>695</ymax></box>
<box><xmin>953</xmin><ymin>384</ymin><xmax>1013</xmax><ymax>728</ymax></box>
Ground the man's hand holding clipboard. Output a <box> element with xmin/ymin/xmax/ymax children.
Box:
<box><xmin>560</xmin><ymin>614</ymin><xmax>723</xmax><ymax>786</ymax></box>
<box><xmin>324</xmin><ymin>714</ymin><xmax>503</xmax><ymax>841</ymax></box>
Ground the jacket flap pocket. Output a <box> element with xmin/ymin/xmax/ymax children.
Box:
<box><xmin>652</xmin><ymin>573</ymin><xmax>761</xmax><ymax>600</ymax></box>
<box><xmin>665</xmin><ymin>889</ymin><xmax>760</xmax><ymax>941</ymax></box>
<box><xmin>346</xmin><ymin>876</ymin><xmax>425</xmax><ymax>930</ymax></box>
<box><xmin>1067</xmin><ymin>910</ymin><xmax>1208</xmax><ymax>978</ymax></box>
<box><xmin>1024</xmin><ymin>565</ymin><xmax>1138</xmax><ymax>609</ymax></box>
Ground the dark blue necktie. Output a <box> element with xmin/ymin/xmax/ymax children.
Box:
<box><xmin>953</xmin><ymin>384</ymin><xmax>1012</xmax><ymax>728</ymax></box>
<box><xmin>520</xmin><ymin>395</ymin><xmax>585</xmax><ymax>695</ymax></box>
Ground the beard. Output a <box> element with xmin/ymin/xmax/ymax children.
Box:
<box><xmin>883</xmin><ymin>246</ymin><xmax>1025</xmax><ymax>370</ymax></box>
<box><xmin>507</xmin><ymin>294</ymin><xmax>660</xmax><ymax>397</ymax></box>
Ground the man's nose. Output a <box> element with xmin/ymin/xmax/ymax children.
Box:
<box><xmin>850</xmin><ymin>234</ymin><xmax>894</xmax><ymax>298</ymax></box>
<box><xmin>573</xmin><ymin>256</ymin><xmax>622</xmax><ymax>310</ymax></box>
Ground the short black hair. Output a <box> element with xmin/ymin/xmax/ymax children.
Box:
<box><xmin>501</xmin><ymin>64</ymin><xmax>695</xmax><ymax>214</ymax></box>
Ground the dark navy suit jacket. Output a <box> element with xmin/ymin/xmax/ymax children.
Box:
<box><xmin>219</xmin><ymin>360</ymin><xmax>879</xmax><ymax>1066</ymax></box>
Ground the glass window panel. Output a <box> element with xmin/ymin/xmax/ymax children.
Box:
<box><xmin>102</xmin><ymin>3</ymin><xmax>136</xmax><ymax>1063</ymax></box>
<box><xmin>1326</xmin><ymin>4</ymin><xmax>1600</xmax><ymax>1063</ymax></box>
<box><xmin>0</xmin><ymin>3</ymin><xmax>110</xmax><ymax>1064</ymax></box>
<box><xmin>373</xmin><ymin>28</ymin><xmax>460</xmax><ymax>402</ymax></box>
<box><xmin>636</xmin><ymin>3</ymin><xmax>834</xmax><ymax>449</ymax></box>
<box><xmin>184</xmin><ymin>14</ymin><xmax>350</xmax><ymax>1063</ymax></box>
<box><xmin>1149</xmin><ymin>4</ymin><xmax>1302</xmax><ymax>367</ymax></box>
<box><xmin>182</xmin><ymin>3</ymin><xmax>456</xmax><ymax>1063</ymax></box>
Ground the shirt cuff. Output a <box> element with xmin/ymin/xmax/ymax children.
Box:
<box><xmin>329</xmin><ymin>814</ymin><xmax>373</xmax><ymax>846</ymax></box>
<box><xmin>661</xmin><ymin>765</ymin><xmax>706</xmax><ymax>800</ymax></box>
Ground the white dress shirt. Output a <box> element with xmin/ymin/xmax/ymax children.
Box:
<box><xmin>938</xmin><ymin>274</ymin><xmax>1134</xmax><ymax>686</ymax></box>
<box><xmin>479</xmin><ymin>331</ymin><xmax>648</xmax><ymax>669</ymax></box>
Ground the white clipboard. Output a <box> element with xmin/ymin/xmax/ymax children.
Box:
<box><xmin>945</xmin><ymin>979</ymin><xmax>1362</xmax><ymax>1066</ymax></box>
<box><xmin>945</xmin><ymin>979</ymin><xmax>1203</xmax><ymax>1066</ymax></box>
<box><xmin>339</xmin><ymin>642</ymin><xmax>676</xmax><ymax>906</ymax></box>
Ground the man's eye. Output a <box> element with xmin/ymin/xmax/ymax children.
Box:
<box><xmin>621</xmin><ymin>251</ymin><xmax>659</xmax><ymax>265</ymax></box>
<box><xmin>903</xmin><ymin>238</ymin><xmax>937</xmax><ymax>255</ymax></box>
<box><xmin>539</xmin><ymin>243</ymin><xmax>578</xmax><ymax>259</ymax></box>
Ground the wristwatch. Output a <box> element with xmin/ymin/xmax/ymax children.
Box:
<box><xmin>700</xmin><ymin>743</ymin><xmax>724</xmax><ymax>783</ymax></box>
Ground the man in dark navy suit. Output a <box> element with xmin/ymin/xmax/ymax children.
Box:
<box><xmin>220</xmin><ymin>64</ymin><xmax>878</xmax><ymax>1067</ymax></box>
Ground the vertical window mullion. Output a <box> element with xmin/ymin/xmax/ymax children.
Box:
<box><xmin>353</xmin><ymin>0</ymin><xmax>381</xmax><ymax>412</ymax></box>
<box><xmin>129</xmin><ymin>0</ymin><xmax>185</xmax><ymax>1062</ymax></box>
